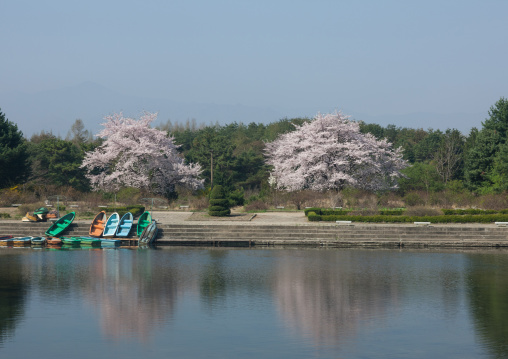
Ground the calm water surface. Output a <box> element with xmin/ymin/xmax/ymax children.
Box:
<box><xmin>1</xmin><ymin>246</ymin><xmax>507</xmax><ymax>359</ymax></box>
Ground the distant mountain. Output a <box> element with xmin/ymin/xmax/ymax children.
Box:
<box><xmin>0</xmin><ymin>82</ymin><xmax>486</xmax><ymax>137</ymax></box>
<box><xmin>0</xmin><ymin>82</ymin><xmax>285</xmax><ymax>137</ymax></box>
<box><xmin>349</xmin><ymin>111</ymin><xmax>485</xmax><ymax>134</ymax></box>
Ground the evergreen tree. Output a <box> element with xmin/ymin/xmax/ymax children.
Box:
<box><xmin>208</xmin><ymin>185</ymin><xmax>231</xmax><ymax>217</ymax></box>
<box><xmin>465</xmin><ymin>98</ymin><xmax>508</xmax><ymax>192</ymax></box>
<box><xmin>0</xmin><ymin>109</ymin><xmax>29</xmax><ymax>188</ymax></box>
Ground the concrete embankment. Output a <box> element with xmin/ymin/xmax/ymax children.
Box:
<box><xmin>2</xmin><ymin>214</ymin><xmax>508</xmax><ymax>248</ymax></box>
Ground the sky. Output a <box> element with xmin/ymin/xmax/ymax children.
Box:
<box><xmin>1</xmin><ymin>0</ymin><xmax>507</xmax><ymax>136</ymax></box>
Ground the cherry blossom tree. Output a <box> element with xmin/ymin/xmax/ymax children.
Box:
<box><xmin>265</xmin><ymin>112</ymin><xmax>407</xmax><ymax>193</ymax></box>
<box><xmin>81</xmin><ymin>112</ymin><xmax>203</xmax><ymax>198</ymax></box>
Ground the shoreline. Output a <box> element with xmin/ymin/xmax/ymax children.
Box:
<box><xmin>2</xmin><ymin>211</ymin><xmax>508</xmax><ymax>248</ymax></box>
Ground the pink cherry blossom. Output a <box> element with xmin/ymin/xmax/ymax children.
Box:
<box><xmin>265</xmin><ymin>112</ymin><xmax>407</xmax><ymax>192</ymax></box>
<box><xmin>81</xmin><ymin>112</ymin><xmax>203</xmax><ymax>194</ymax></box>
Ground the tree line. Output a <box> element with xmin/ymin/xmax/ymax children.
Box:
<box><xmin>1</xmin><ymin>97</ymin><xmax>507</xmax><ymax>204</ymax></box>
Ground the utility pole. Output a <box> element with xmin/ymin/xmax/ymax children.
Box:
<box><xmin>210</xmin><ymin>149</ymin><xmax>214</xmax><ymax>190</ymax></box>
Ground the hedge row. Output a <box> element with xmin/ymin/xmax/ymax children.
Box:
<box><xmin>441</xmin><ymin>209</ymin><xmax>508</xmax><ymax>215</ymax></box>
<box><xmin>307</xmin><ymin>214</ymin><xmax>508</xmax><ymax>223</ymax></box>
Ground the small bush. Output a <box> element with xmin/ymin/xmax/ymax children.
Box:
<box><xmin>0</xmin><ymin>213</ymin><xmax>11</xmax><ymax>219</ymax></box>
<box><xmin>403</xmin><ymin>192</ymin><xmax>425</xmax><ymax>206</ymax></box>
<box><xmin>209</xmin><ymin>185</ymin><xmax>230</xmax><ymax>217</ymax></box>
<box><xmin>307</xmin><ymin>212</ymin><xmax>321</xmax><ymax>221</ymax></box>
<box><xmin>228</xmin><ymin>189</ymin><xmax>245</xmax><ymax>207</ymax></box>
<box><xmin>304</xmin><ymin>207</ymin><xmax>322</xmax><ymax>216</ymax></box>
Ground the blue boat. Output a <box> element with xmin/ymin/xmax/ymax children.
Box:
<box><xmin>103</xmin><ymin>212</ymin><xmax>119</xmax><ymax>237</ymax></box>
<box><xmin>116</xmin><ymin>212</ymin><xmax>133</xmax><ymax>237</ymax></box>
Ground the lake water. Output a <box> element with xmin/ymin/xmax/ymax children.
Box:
<box><xmin>0</xmin><ymin>246</ymin><xmax>507</xmax><ymax>359</ymax></box>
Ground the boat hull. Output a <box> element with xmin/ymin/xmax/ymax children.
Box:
<box><xmin>60</xmin><ymin>237</ymin><xmax>81</xmax><ymax>245</ymax></box>
<box><xmin>103</xmin><ymin>212</ymin><xmax>120</xmax><ymax>237</ymax></box>
<box><xmin>77</xmin><ymin>236</ymin><xmax>102</xmax><ymax>246</ymax></box>
<box><xmin>116</xmin><ymin>212</ymin><xmax>133</xmax><ymax>237</ymax></box>
<box><xmin>89</xmin><ymin>211</ymin><xmax>107</xmax><ymax>237</ymax></box>
<box><xmin>31</xmin><ymin>237</ymin><xmax>46</xmax><ymax>245</ymax></box>
<box><xmin>139</xmin><ymin>221</ymin><xmax>158</xmax><ymax>245</ymax></box>
<box><xmin>45</xmin><ymin>212</ymin><xmax>76</xmax><ymax>237</ymax></box>
<box><xmin>136</xmin><ymin>211</ymin><xmax>152</xmax><ymax>237</ymax></box>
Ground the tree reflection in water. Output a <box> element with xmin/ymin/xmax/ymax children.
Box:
<box><xmin>467</xmin><ymin>252</ymin><xmax>508</xmax><ymax>358</ymax></box>
<box><xmin>0</xmin><ymin>251</ymin><xmax>28</xmax><ymax>346</ymax></box>
<box><xmin>274</xmin><ymin>250</ymin><xmax>401</xmax><ymax>347</ymax></box>
<box><xmin>1</xmin><ymin>247</ymin><xmax>508</xmax><ymax>357</ymax></box>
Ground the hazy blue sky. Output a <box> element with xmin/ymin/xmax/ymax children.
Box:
<box><xmin>1</xmin><ymin>0</ymin><xmax>507</xmax><ymax>134</ymax></box>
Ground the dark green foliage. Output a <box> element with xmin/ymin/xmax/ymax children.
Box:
<box><xmin>227</xmin><ymin>188</ymin><xmax>245</xmax><ymax>207</ymax></box>
<box><xmin>209</xmin><ymin>198</ymin><xmax>229</xmax><ymax>207</ymax></box>
<box><xmin>208</xmin><ymin>185</ymin><xmax>230</xmax><ymax>217</ymax></box>
<box><xmin>0</xmin><ymin>109</ymin><xmax>29</xmax><ymax>188</ymax></box>
<box><xmin>28</xmin><ymin>135</ymin><xmax>92</xmax><ymax>192</ymax></box>
<box><xmin>465</xmin><ymin>98</ymin><xmax>508</xmax><ymax>193</ymax></box>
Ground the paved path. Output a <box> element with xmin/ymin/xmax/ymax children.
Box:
<box><xmin>150</xmin><ymin>211</ymin><xmax>313</xmax><ymax>226</ymax></box>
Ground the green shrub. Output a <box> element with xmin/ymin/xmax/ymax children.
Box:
<box><xmin>307</xmin><ymin>212</ymin><xmax>321</xmax><ymax>221</ymax></box>
<box><xmin>228</xmin><ymin>188</ymin><xmax>245</xmax><ymax>206</ymax></box>
<box><xmin>0</xmin><ymin>213</ymin><xmax>11</xmax><ymax>219</ymax></box>
<box><xmin>209</xmin><ymin>198</ymin><xmax>230</xmax><ymax>207</ymax></box>
<box><xmin>208</xmin><ymin>185</ymin><xmax>230</xmax><ymax>217</ymax></box>
<box><xmin>304</xmin><ymin>207</ymin><xmax>322</xmax><ymax>216</ymax></box>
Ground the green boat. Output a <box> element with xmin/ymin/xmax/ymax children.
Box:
<box><xmin>136</xmin><ymin>211</ymin><xmax>152</xmax><ymax>237</ymax></box>
<box><xmin>60</xmin><ymin>236</ymin><xmax>81</xmax><ymax>245</ymax></box>
<box><xmin>45</xmin><ymin>212</ymin><xmax>76</xmax><ymax>237</ymax></box>
<box><xmin>77</xmin><ymin>236</ymin><xmax>102</xmax><ymax>247</ymax></box>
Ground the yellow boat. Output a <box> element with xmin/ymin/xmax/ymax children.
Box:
<box><xmin>22</xmin><ymin>212</ymin><xmax>38</xmax><ymax>222</ymax></box>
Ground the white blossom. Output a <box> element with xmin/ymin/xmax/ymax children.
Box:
<box><xmin>265</xmin><ymin>112</ymin><xmax>407</xmax><ymax>192</ymax></box>
<box><xmin>81</xmin><ymin>112</ymin><xmax>203</xmax><ymax>194</ymax></box>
